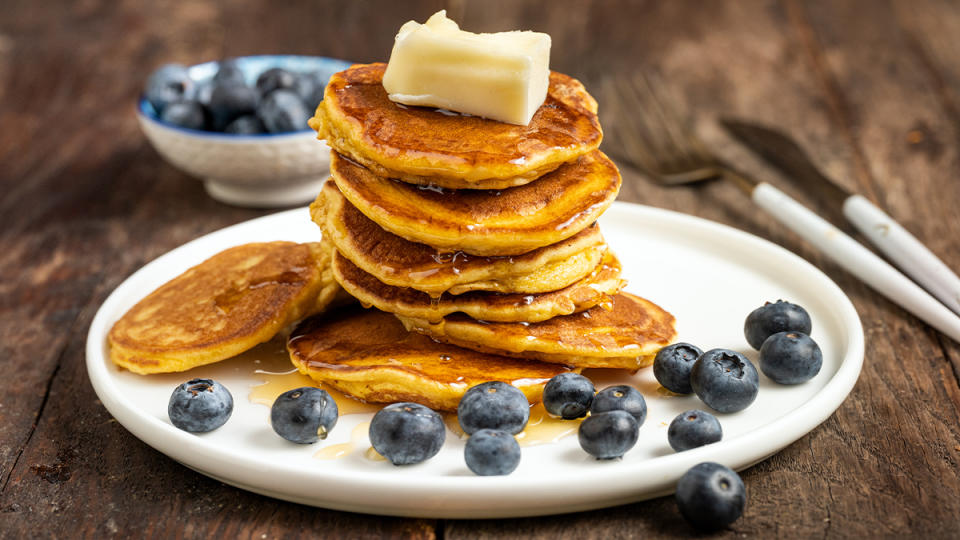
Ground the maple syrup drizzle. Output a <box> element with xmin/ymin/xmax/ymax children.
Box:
<box><xmin>314</xmin><ymin>421</ymin><xmax>371</xmax><ymax>460</ymax></box>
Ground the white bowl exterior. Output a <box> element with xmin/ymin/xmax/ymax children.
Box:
<box><xmin>137</xmin><ymin>114</ymin><xmax>330</xmax><ymax>187</ymax></box>
<box><xmin>85</xmin><ymin>202</ymin><xmax>865</xmax><ymax>518</ymax></box>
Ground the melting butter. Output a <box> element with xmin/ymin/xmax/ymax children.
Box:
<box><xmin>382</xmin><ymin>10</ymin><xmax>551</xmax><ymax>126</ymax></box>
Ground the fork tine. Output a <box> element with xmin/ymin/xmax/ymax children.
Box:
<box><xmin>602</xmin><ymin>79</ymin><xmax>658</xmax><ymax>175</ymax></box>
<box><xmin>613</xmin><ymin>77</ymin><xmax>675</xmax><ymax>171</ymax></box>
<box><xmin>633</xmin><ymin>73</ymin><xmax>704</xmax><ymax>170</ymax></box>
<box><xmin>606</xmin><ymin>70</ymin><xmax>721</xmax><ymax>185</ymax></box>
<box><xmin>644</xmin><ymin>73</ymin><xmax>715</xmax><ymax>166</ymax></box>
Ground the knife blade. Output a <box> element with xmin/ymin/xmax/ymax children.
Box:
<box><xmin>722</xmin><ymin>118</ymin><xmax>960</xmax><ymax>316</ymax></box>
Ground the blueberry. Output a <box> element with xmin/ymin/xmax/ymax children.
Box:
<box><xmin>369</xmin><ymin>402</ymin><xmax>445</xmax><ymax>465</ymax></box>
<box><xmin>759</xmin><ymin>331</ymin><xmax>823</xmax><ymax>384</ymax></box>
<box><xmin>167</xmin><ymin>378</ymin><xmax>233</xmax><ymax>432</ymax></box>
<box><xmin>542</xmin><ymin>373</ymin><xmax>595</xmax><ymax>419</ymax></box>
<box><xmin>270</xmin><ymin>387</ymin><xmax>338</xmax><ymax>444</ymax></box>
<box><xmin>195</xmin><ymin>81</ymin><xmax>214</xmax><ymax>106</ymax></box>
<box><xmin>464</xmin><ymin>429</ymin><xmax>521</xmax><ymax>476</ymax></box>
<box><xmin>744</xmin><ymin>300</ymin><xmax>812</xmax><ymax>350</ymax></box>
<box><xmin>256</xmin><ymin>67</ymin><xmax>299</xmax><ymax>97</ymax></box>
<box><xmin>145</xmin><ymin>63</ymin><xmax>194</xmax><ymax>113</ymax></box>
<box><xmin>690</xmin><ymin>349</ymin><xmax>759</xmax><ymax>413</ymax></box>
<box><xmin>208</xmin><ymin>84</ymin><xmax>259</xmax><ymax>130</ymax></box>
<box><xmin>668</xmin><ymin>409</ymin><xmax>723</xmax><ymax>451</ymax></box>
<box><xmin>675</xmin><ymin>462</ymin><xmax>746</xmax><ymax>530</ymax></box>
<box><xmin>257</xmin><ymin>89</ymin><xmax>310</xmax><ymax>133</ymax></box>
<box><xmin>577</xmin><ymin>410</ymin><xmax>639</xmax><ymax>459</ymax></box>
<box><xmin>653</xmin><ymin>342</ymin><xmax>703</xmax><ymax>394</ymax></box>
<box><xmin>160</xmin><ymin>100</ymin><xmax>206</xmax><ymax>130</ymax></box>
<box><xmin>590</xmin><ymin>385</ymin><xmax>646</xmax><ymax>426</ymax></box>
<box><xmin>297</xmin><ymin>71</ymin><xmax>330</xmax><ymax>111</ymax></box>
<box><xmin>458</xmin><ymin>381</ymin><xmax>529</xmax><ymax>435</ymax></box>
<box><xmin>213</xmin><ymin>58</ymin><xmax>246</xmax><ymax>87</ymax></box>
<box><xmin>224</xmin><ymin>114</ymin><xmax>265</xmax><ymax>135</ymax></box>
<box><xmin>295</xmin><ymin>72</ymin><xmax>324</xmax><ymax>108</ymax></box>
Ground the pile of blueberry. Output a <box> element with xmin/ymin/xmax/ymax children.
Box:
<box><xmin>653</xmin><ymin>300</ymin><xmax>821</xmax><ymax>414</ymax></box>
<box><xmin>163</xmin><ymin>298</ymin><xmax>822</xmax><ymax>531</ymax></box>
<box><xmin>144</xmin><ymin>60</ymin><xmax>327</xmax><ymax>134</ymax></box>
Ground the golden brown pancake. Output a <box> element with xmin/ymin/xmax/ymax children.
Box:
<box><xmin>329</xmin><ymin>150</ymin><xmax>620</xmax><ymax>256</ymax></box>
<box><xmin>398</xmin><ymin>293</ymin><xmax>677</xmax><ymax>369</ymax></box>
<box><xmin>310</xmin><ymin>63</ymin><xmax>602</xmax><ymax>189</ymax></box>
<box><xmin>109</xmin><ymin>242</ymin><xmax>341</xmax><ymax>374</ymax></box>
<box><xmin>331</xmin><ymin>245</ymin><xmax>625</xmax><ymax>323</ymax></box>
<box><xmin>311</xmin><ymin>180</ymin><xmax>607</xmax><ymax>296</ymax></box>
<box><xmin>287</xmin><ymin>305</ymin><xmax>576</xmax><ymax>412</ymax></box>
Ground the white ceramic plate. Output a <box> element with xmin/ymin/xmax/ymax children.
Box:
<box><xmin>86</xmin><ymin>202</ymin><xmax>864</xmax><ymax>518</ymax></box>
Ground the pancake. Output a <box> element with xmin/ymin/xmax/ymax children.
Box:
<box><xmin>109</xmin><ymin>242</ymin><xmax>341</xmax><ymax>374</ymax></box>
<box><xmin>310</xmin><ymin>63</ymin><xmax>602</xmax><ymax>190</ymax></box>
<box><xmin>331</xmin><ymin>245</ymin><xmax>625</xmax><ymax>323</ymax></box>
<box><xmin>329</xmin><ymin>150</ymin><xmax>620</xmax><ymax>256</ymax></box>
<box><xmin>397</xmin><ymin>293</ymin><xmax>677</xmax><ymax>369</ymax></box>
<box><xmin>311</xmin><ymin>180</ymin><xmax>607</xmax><ymax>296</ymax></box>
<box><xmin>287</xmin><ymin>305</ymin><xmax>577</xmax><ymax>412</ymax></box>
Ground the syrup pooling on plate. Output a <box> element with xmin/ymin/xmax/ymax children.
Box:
<box><xmin>314</xmin><ymin>421</ymin><xmax>373</xmax><ymax>460</ymax></box>
<box><xmin>444</xmin><ymin>403</ymin><xmax>583</xmax><ymax>447</ymax></box>
<box><xmin>245</xmin><ymin>337</ymin><xmax>380</xmax><ymax>415</ymax></box>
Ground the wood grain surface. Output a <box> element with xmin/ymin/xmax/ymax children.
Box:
<box><xmin>1</xmin><ymin>0</ymin><xmax>959</xmax><ymax>537</ymax></box>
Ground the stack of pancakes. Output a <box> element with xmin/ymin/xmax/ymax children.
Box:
<box><xmin>295</xmin><ymin>63</ymin><xmax>676</xmax><ymax>410</ymax></box>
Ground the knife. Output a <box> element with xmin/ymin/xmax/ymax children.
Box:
<box><xmin>723</xmin><ymin>119</ymin><xmax>960</xmax><ymax>317</ymax></box>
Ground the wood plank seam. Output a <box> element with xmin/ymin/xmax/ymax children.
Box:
<box><xmin>0</xmin><ymin>359</ymin><xmax>62</xmax><ymax>494</ymax></box>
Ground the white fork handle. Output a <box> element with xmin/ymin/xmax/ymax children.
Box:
<box><xmin>752</xmin><ymin>183</ymin><xmax>960</xmax><ymax>343</ymax></box>
<box><xmin>843</xmin><ymin>194</ymin><xmax>960</xmax><ymax>316</ymax></box>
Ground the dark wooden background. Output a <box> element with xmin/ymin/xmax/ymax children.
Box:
<box><xmin>2</xmin><ymin>0</ymin><xmax>960</xmax><ymax>537</ymax></box>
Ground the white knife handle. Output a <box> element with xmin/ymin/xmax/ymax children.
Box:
<box><xmin>752</xmin><ymin>183</ymin><xmax>960</xmax><ymax>343</ymax></box>
<box><xmin>843</xmin><ymin>194</ymin><xmax>960</xmax><ymax>316</ymax></box>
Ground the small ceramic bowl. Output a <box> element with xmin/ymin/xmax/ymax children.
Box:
<box><xmin>137</xmin><ymin>55</ymin><xmax>353</xmax><ymax>208</ymax></box>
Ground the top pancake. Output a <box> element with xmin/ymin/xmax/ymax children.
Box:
<box><xmin>287</xmin><ymin>305</ymin><xmax>576</xmax><ymax>411</ymax></box>
<box><xmin>330</xmin><ymin>150</ymin><xmax>621</xmax><ymax>256</ymax></box>
<box><xmin>310</xmin><ymin>63</ymin><xmax>603</xmax><ymax>189</ymax></box>
<box><xmin>108</xmin><ymin>242</ymin><xmax>341</xmax><ymax>374</ymax></box>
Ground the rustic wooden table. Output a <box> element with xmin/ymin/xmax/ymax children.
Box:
<box><xmin>3</xmin><ymin>0</ymin><xmax>959</xmax><ymax>537</ymax></box>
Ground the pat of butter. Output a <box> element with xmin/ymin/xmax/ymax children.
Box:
<box><xmin>382</xmin><ymin>10</ymin><xmax>551</xmax><ymax>126</ymax></box>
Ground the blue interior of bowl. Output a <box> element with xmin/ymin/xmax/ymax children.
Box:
<box><xmin>138</xmin><ymin>55</ymin><xmax>354</xmax><ymax>137</ymax></box>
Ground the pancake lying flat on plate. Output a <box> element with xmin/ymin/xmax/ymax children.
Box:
<box><xmin>331</xmin><ymin>245</ymin><xmax>625</xmax><ymax>323</ymax></box>
<box><xmin>311</xmin><ymin>180</ymin><xmax>607</xmax><ymax>296</ymax></box>
<box><xmin>398</xmin><ymin>293</ymin><xmax>677</xmax><ymax>369</ymax></box>
<box><xmin>310</xmin><ymin>63</ymin><xmax>602</xmax><ymax>190</ymax></box>
<box><xmin>287</xmin><ymin>305</ymin><xmax>577</xmax><ymax>412</ymax></box>
<box><xmin>329</xmin><ymin>150</ymin><xmax>620</xmax><ymax>256</ymax></box>
<box><xmin>109</xmin><ymin>242</ymin><xmax>341</xmax><ymax>374</ymax></box>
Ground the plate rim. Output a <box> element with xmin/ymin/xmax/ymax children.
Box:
<box><xmin>85</xmin><ymin>201</ymin><xmax>865</xmax><ymax>518</ymax></box>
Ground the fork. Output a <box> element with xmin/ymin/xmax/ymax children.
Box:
<box><xmin>606</xmin><ymin>74</ymin><xmax>960</xmax><ymax>344</ymax></box>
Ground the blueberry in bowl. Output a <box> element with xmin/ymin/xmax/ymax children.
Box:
<box><xmin>136</xmin><ymin>55</ymin><xmax>353</xmax><ymax>208</ymax></box>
